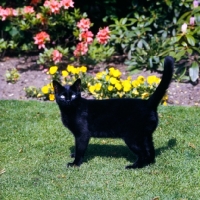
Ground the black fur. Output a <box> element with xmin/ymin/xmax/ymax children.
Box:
<box><xmin>53</xmin><ymin>56</ymin><xmax>174</xmax><ymax>169</ymax></box>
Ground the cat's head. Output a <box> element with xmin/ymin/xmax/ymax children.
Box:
<box><xmin>53</xmin><ymin>79</ymin><xmax>81</xmax><ymax>106</ymax></box>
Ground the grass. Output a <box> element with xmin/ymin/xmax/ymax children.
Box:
<box><xmin>0</xmin><ymin>100</ymin><xmax>200</xmax><ymax>200</ymax></box>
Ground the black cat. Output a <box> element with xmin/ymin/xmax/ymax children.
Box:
<box><xmin>53</xmin><ymin>56</ymin><xmax>174</xmax><ymax>169</ymax></box>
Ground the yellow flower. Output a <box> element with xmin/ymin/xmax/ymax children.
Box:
<box><xmin>105</xmin><ymin>75</ymin><xmax>110</xmax><ymax>81</ymax></box>
<box><xmin>137</xmin><ymin>76</ymin><xmax>145</xmax><ymax>84</ymax></box>
<box><xmin>117</xmin><ymin>92</ymin><xmax>124</xmax><ymax>98</ymax></box>
<box><xmin>67</xmin><ymin>65</ymin><xmax>74</xmax><ymax>72</ymax></box>
<box><xmin>113</xmin><ymin>69</ymin><xmax>121</xmax><ymax>78</ymax></box>
<box><xmin>132</xmin><ymin>89</ymin><xmax>139</xmax><ymax>96</ymax></box>
<box><xmin>109</xmin><ymin>67</ymin><xmax>115</xmax><ymax>76</ymax></box>
<box><xmin>109</xmin><ymin>68</ymin><xmax>121</xmax><ymax>78</ymax></box>
<box><xmin>132</xmin><ymin>80</ymin><xmax>140</xmax><ymax>88</ymax></box>
<box><xmin>163</xmin><ymin>101</ymin><xmax>167</xmax><ymax>106</ymax></box>
<box><xmin>71</xmin><ymin>67</ymin><xmax>79</xmax><ymax>75</ymax></box>
<box><xmin>41</xmin><ymin>85</ymin><xmax>49</xmax><ymax>94</ymax></box>
<box><xmin>162</xmin><ymin>94</ymin><xmax>168</xmax><ymax>101</ymax></box>
<box><xmin>89</xmin><ymin>85</ymin><xmax>95</xmax><ymax>94</ymax></box>
<box><xmin>110</xmin><ymin>77</ymin><xmax>117</xmax><ymax>85</ymax></box>
<box><xmin>62</xmin><ymin>70</ymin><xmax>69</xmax><ymax>77</ymax></box>
<box><xmin>96</xmin><ymin>72</ymin><xmax>103</xmax><ymax>79</ymax></box>
<box><xmin>147</xmin><ymin>75</ymin><xmax>160</xmax><ymax>85</ymax></box>
<box><xmin>49</xmin><ymin>94</ymin><xmax>55</xmax><ymax>101</ymax></box>
<box><xmin>95</xmin><ymin>83</ymin><xmax>102</xmax><ymax>91</ymax></box>
<box><xmin>141</xmin><ymin>92</ymin><xmax>149</xmax><ymax>99</ymax></box>
<box><xmin>127</xmin><ymin>76</ymin><xmax>132</xmax><ymax>81</ymax></box>
<box><xmin>49</xmin><ymin>66</ymin><xmax>58</xmax><ymax>75</ymax></box>
<box><xmin>115</xmin><ymin>82</ymin><xmax>122</xmax><ymax>91</ymax></box>
<box><xmin>80</xmin><ymin>66</ymin><xmax>87</xmax><ymax>73</ymax></box>
<box><xmin>46</xmin><ymin>83</ymin><xmax>54</xmax><ymax>91</ymax></box>
<box><xmin>122</xmin><ymin>80</ymin><xmax>132</xmax><ymax>92</ymax></box>
<box><xmin>108</xmin><ymin>85</ymin><xmax>114</xmax><ymax>91</ymax></box>
<box><xmin>37</xmin><ymin>93</ymin><xmax>43</xmax><ymax>98</ymax></box>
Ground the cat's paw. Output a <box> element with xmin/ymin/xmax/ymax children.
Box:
<box><xmin>67</xmin><ymin>162</ymin><xmax>77</xmax><ymax>167</ymax></box>
<box><xmin>125</xmin><ymin>162</ymin><xmax>143</xmax><ymax>169</ymax></box>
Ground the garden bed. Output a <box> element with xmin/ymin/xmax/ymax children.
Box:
<box><xmin>0</xmin><ymin>56</ymin><xmax>200</xmax><ymax>106</ymax></box>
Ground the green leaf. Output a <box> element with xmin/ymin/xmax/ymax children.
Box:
<box><xmin>186</xmin><ymin>35</ymin><xmax>195</xmax><ymax>46</ymax></box>
<box><xmin>189</xmin><ymin>61</ymin><xmax>199</xmax><ymax>82</ymax></box>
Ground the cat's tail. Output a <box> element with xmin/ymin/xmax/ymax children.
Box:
<box><xmin>147</xmin><ymin>56</ymin><xmax>174</xmax><ymax>110</ymax></box>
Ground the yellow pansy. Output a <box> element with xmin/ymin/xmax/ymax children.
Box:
<box><xmin>132</xmin><ymin>89</ymin><xmax>139</xmax><ymax>96</ymax></box>
<box><xmin>80</xmin><ymin>66</ymin><xmax>87</xmax><ymax>73</ymax></box>
<box><xmin>49</xmin><ymin>94</ymin><xmax>55</xmax><ymax>101</ymax></box>
<box><xmin>141</xmin><ymin>92</ymin><xmax>149</xmax><ymax>99</ymax></box>
<box><xmin>110</xmin><ymin>77</ymin><xmax>117</xmax><ymax>85</ymax></box>
<box><xmin>95</xmin><ymin>83</ymin><xmax>102</xmax><ymax>91</ymax></box>
<box><xmin>147</xmin><ymin>75</ymin><xmax>160</xmax><ymax>85</ymax></box>
<box><xmin>127</xmin><ymin>76</ymin><xmax>132</xmax><ymax>81</ymax></box>
<box><xmin>122</xmin><ymin>80</ymin><xmax>131</xmax><ymax>92</ymax></box>
<box><xmin>163</xmin><ymin>101</ymin><xmax>167</xmax><ymax>106</ymax></box>
<box><xmin>132</xmin><ymin>80</ymin><xmax>140</xmax><ymax>88</ymax></box>
<box><xmin>112</xmin><ymin>69</ymin><xmax>121</xmax><ymax>78</ymax></box>
<box><xmin>96</xmin><ymin>72</ymin><xmax>103</xmax><ymax>79</ymax></box>
<box><xmin>89</xmin><ymin>85</ymin><xmax>95</xmax><ymax>94</ymax></box>
<box><xmin>49</xmin><ymin>66</ymin><xmax>58</xmax><ymax>75</ymax></box>
<box><xmin>137</xmin><ymin>76</ymin><xmax>145</xmax><ymax>84</ymax></box>
<box><xmin>67</xmin><ymin>65</ymin><xmax>74</xmax><ymax>72</ymax></box>
<box><xmin>105</xmin><ymin>75</ymin><xmax>110</xmax><ymax>81</ymax></box>
<box><xmin>108</xmin><ymin>85</ymin><xmax>114</xmax><ymax>91</ymax></box>
<box><xmin>117</xmin><ymin>92</ymin><xmax>124</xmax><ymax>98</ymax></box>
<box><xmin>62</xmin><ymin>70</ymin><xmax>69</xmax><ymax>77</ymax></box>
<box><xmin>109</xmin><ymin>67</ymin><xmax>115</xmax><ymax>76</ymax></box>
<box><xmin>109</xmin><ymin>68</ymin><xmax>121</xmax><ymax>78</ymax></box>
<box><xmin>71</xmin><ymin>67</ymin><xmax>79</xmax><ymax>75</ymax></box>
<box><xmin>162</xmin><ymin>94</ymin><xmax>168</xmax><ymax>101</ymax></box>
<box><xmin>115</xmin><ymin>82</ymin><xmax>122</xmax><ymax>91</ymax></box>
<box><xmin>41</xmin><ymin>85</ymin><xmax>49</xmax><ymax>94</ymax></box>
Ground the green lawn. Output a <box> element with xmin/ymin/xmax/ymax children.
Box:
<box><xmin>0</xmin><ymin>100</ymin><xmax>200</xmax><ymax>200</ymax></box>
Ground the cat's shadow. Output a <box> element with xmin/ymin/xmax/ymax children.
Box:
<box><xmin>69</xmin><ymin>138</ymin><xmax>177</xmax><ymax>163</ymax></box>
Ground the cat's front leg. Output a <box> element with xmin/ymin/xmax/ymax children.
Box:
<box><xmin>67</xmin><ymin>135</ymin><xmax>90</xmax><ymax>167</ymax></box>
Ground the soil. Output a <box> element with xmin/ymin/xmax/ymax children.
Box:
<box><xmin>0</xmin><ymin>56</ymin><xmax>200</xmax><ymax>106</ymax></box>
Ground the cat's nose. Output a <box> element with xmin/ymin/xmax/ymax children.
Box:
<box><xmin>66</xmin><ymin>100</ymin><xmax>71</xmax><ymax>105</ymax></box>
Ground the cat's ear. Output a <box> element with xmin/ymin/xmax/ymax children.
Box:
<box><xmin>52</xmin><ymin>80</ymin><xmax>64</xmax><ymax>94</ymax></box>
<box><xmin>71</xmin><ymin>78</ymin><xmax>81</xmax><ymax>92</ymax></box>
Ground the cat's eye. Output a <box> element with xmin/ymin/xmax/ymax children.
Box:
<box><xmin>60</xmin><ymin>95</ymin><xmax>65</xmax><ymax>99</ymax></box>
<box><xmin>71</xmin><ymin>94</ymin><xmax>76</xmax><ymax>99</ymax></box>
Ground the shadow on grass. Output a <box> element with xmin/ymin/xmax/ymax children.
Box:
<box><xmin>69</xmin><ymin>138</ymin><xmax>177</xmax><ymax>164</ymax></box>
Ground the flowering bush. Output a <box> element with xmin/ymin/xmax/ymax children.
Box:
<box><xmin>5</xmin><ymin>68</ymin><xmax>20</xmax><ymax>83</ymax></box>
<box><xmin>1</xmin><ymin>0</ymin><xmax>200</xmax><ymax>83</ymax></box>
<box><xmin>25</xmin><ymin>65</ymin><xmax>167</xmax><ymax>105</ymax></box>
<box><xmin>35</xmin><ymin>64</ymin><xmax>91</xmax><ymax>100</ymax></box>
<box><xmin>88</xmin><ymin>68</ymin><xmax>167</xmax><ymax>105</ymax></box>
<box><xmin>0</xmin><ymin>1</ymin><xmax>113</xmax><ymax>65</ymax></box>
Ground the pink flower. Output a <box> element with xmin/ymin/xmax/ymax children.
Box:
<box><xmin>193</xmin><ymin>0</ymin><xmax>199</xmax><ymax>8</ymax></box>
<box><xmin>77</xmin><ymin>18</ymin><xmax>91</xmax><ymax>32</ymax></box>
<box><xmin>0</xmin><ymin>7</ymin><xmax>8</xmax><ymax>21</ymax></box>
<box><xmin>60</xmin><ymin>0</ymin><xmax>74</xmax><ymax>9</ymax></box>
<box><xmin>190</xmin><ymin>16</ymin><xmax>195</xmax><ymax>25</ymax></box>
<box><xmin>44</xmin><ymin>0</ymin><xmax>62</xmax><ymax>14</ymax></box>
<box><xmin>73</xmin><ymin>42</ymin><xmax>88</xmax><ymax>57</ymax></box>
<box><xmin>23</xmin><ymin>6</ymin><xmax>35</xmax><ymax>14</ymax></box>
<box><xmin>52</xmin><ymin>50</ymin><xmax>63</xmax><ymax>63</ymax></box>
<box><xmin>79</xmin><ymin>31</ymin><xmax>94</xmax><ymax>44</ymax></box>
<box><xmin>36</xmin><ymin>13</ymin><xmax>46</xmax><ymax>24</ymax></box>
<box><xmin>6</xmin><ymin>8</ymin><xmax>18</xmax><ymax>17</ymax></box>
<box><xmin>96</xmin><ymin>27</ymin><xmax>110</xmax><ymax>44</ymax></box>
<box><xmin>0</xmin><ymin>7</ymin><xmax>18</xmax><ymax>21</ymax></box>
<box><xmin>33</xmin><ymin>31</ymin><xmax>50</xmax><ymax>49</ymax></box>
